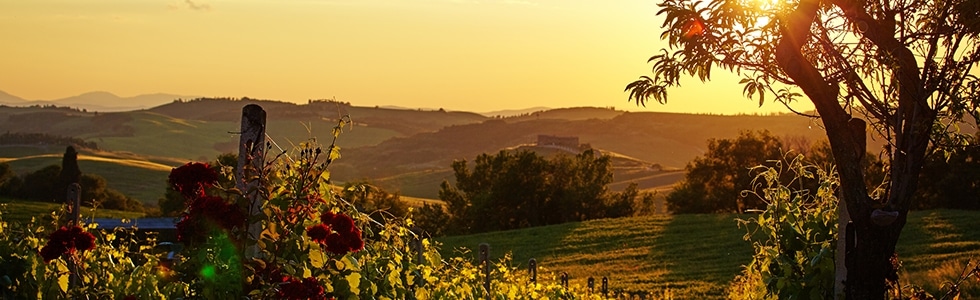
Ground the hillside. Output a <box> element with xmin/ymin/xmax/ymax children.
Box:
<box><xmin>0</xmin><ymin>146</ymin><xmax>174</xmax><ymax>204</ymax></box>
<box><xmin>438</xmin><ymin>210</ymin><xmax>980</xmax><ymax>298</ymax></box>
<box><xmin>0</xmin><ymin>99</ymin><xmax>900</xmax><ymax>201</ymax></box>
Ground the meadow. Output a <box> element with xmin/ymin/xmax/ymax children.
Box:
<box><xmin>439</xmin><ymin>210</ymin><xmax>980</xmax><ymax>298</ymax></box>
<box><xmin>0</xmin><ymin>198</ymin><xmax>145</xmax><ymax>225</ymax></box>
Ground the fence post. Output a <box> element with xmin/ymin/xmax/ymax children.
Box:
<box><xmin>587</xmin><ymin>276</ymin><xmax>594</xmax><ymax>294</ymax></box>
<box><xmin>67</xmin><ymin>183</ymin><xmax>81</xmax><ymax>290</ymax></box>
<box><xmin>602</xmin><ymin>276</ymin><xmax>608</xmax><ymax>295</ymax></box>
<box><xmin>479</xmin><ymin>243</ymin><xmax>490</xmax><ymax>298</ymax></box>
<box><xmin>528</xmin><ymin>258</ymin><xmax>537</xmax><ymax>284</ymax></box>
<box><xmin>560</xmin><ymin>272</ymin><xmax>568</xmax><ymax>288</ymax></box>
<box><xmin>67</xmin><ymin>183</ymin><xmax>81</xmax><ymax>226</ymax></box>
<box><xmin>237</xmin><ymin>104</ymin><xmax>266</xmax><ymax>259</ymax></box>
<box><xmin>410</xmin><ymin>226</ymin><xmax>424</xmax><ymax>264</ymax></box>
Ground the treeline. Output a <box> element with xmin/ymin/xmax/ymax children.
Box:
<box><xmin>414</xmin><ymin>149</ymin><xmax>655</xmax><ymax>236</ymax></box>
<box><xmin>667</xmin><ymin>130</ymin><xmax>980</xmax><ymax>213</ymax></box>
<box><xmin>0</xmin><ymin>132</ymin><xmax>99</xmax><ymax>150</ymax></box>
<box><xmin>0</xmin><ymin>162</ymin><xmax>143</xmax><ymax>212</ymax></box>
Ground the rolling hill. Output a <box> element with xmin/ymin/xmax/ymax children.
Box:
<box><xmin>0</xmin><ymin>97</ymin><xmax>897</xmax><ymax>202</ymax></box>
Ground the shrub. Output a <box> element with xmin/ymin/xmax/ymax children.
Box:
<box><xmin>728</xmin><ymin>155</ymin><xmax>838</xmax><ymax>299</ymax></box>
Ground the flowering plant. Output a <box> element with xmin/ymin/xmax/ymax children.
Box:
<box><xmin>39</xmin><ymin>225</ymin><xmax>96</xmax><ymax>263</ymax></box>
<box><xmin>0</xmin><ymin>116</ymin><xmax>598</xmax><ymax>299</ymax></box>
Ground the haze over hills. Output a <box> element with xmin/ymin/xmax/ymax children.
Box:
<box><xmin>0</xmin><ymin>96</ymin><xmax>881</xmax><ymax>201</ymax></box>
<box><xmin>0</xmin><ymin>90</ymin><xmax>197</xmax><ymax>112</ymax></box>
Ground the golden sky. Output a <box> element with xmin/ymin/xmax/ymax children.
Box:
<box><xmin>0</xmin><ymin>0</ymin><xmax>811</xmax><ymax>114</ymax></box>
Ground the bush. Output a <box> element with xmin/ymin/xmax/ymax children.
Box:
<box><xmin>728</xmin><ymin>155</ymin><xmax>838</xmax><ymax>299</ymax></box>
<box><xmin>428</xmin><ymin>149</ymin><xmax>651</xmax><ymax>235</ymax></box>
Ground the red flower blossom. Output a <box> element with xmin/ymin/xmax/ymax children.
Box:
<box><xmin>324</xmin><ymin>233</ymin><xmax>349</xmax><ymax>255</ymax></box>
<box><xmin>314</xmin><ymin>211</ymin><xmax>363</xmax><ymax>255</ymax></box>
<box><xmin>345</xmin><ymin>228</ymin><xmax>364</xmax><ymax>252</ymax></box>
<box><xmin>168</xmin><ymin>162</ymin><xmax>219</xmax><ymax>199</ymax></box>
<box><xmin>278</xmin><ymin>276</ymin><xmax>327</xmax><ymax>300</ymax></box>
<box><xmin>306</xmin><ymin>224</ymin><xmax>331</xmax><ymax>244</ymax></box>
<box><xmin>319</xmin><ymin>211</ymin><xmax>336</xmax><ymax>225</ymax></box>
<box><xmin>40</xmin><ymin>226</ymin><xmax>96</xmax><ymax>263</ymax></box>
<box><xmin>330</xmin><ymin>213</ymin><xmax>356</xmax><ymax>234</ymax></box>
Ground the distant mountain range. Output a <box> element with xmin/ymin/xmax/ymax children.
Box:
<box><xmin>0</xmin><ymin>90</ymin><xmax>198</xmax><ymax>112</ymax></box>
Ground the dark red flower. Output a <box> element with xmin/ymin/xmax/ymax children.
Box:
<box><xmin>324</xmin><ymin>233</ymin><xmax>349</xmax><ymax>255</ymax></box>
<box><xmin>168</xmin><ymin>162</ymin><xmax>219</xmax><ymax>199</ymax></box>
<box><xmin>278</xmin><ymin>276</ymin><xmax>327</xmax><ymax>300</ymax></box>
<box><xmin>40</xmin><ymin>226</ymin><xmax>97</xmax><ymax>263</ymax></box>
<box><xmin>345</xmin><ymin>228</ymin><xmax>364</xmax><ymax>252</ymax></box>
<box><xmin>306</xmin><ymin>224</ymin><xmax>331</xmax><ymax>244</ymax></box>
<box><xmin>329</xmin><ymin>213</ymin><xmax>355</xmax><ymax>234</ymax></box>
<box><xmin>319</xmin><ymin>211</ymin><xmax>336</xmax><ymax>225</ymax></box>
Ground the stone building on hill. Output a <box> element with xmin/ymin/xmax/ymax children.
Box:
<box><xmin>536</xmin><ymin>135</ymin><xmax>591</xmax><ymax>153</ymax></box>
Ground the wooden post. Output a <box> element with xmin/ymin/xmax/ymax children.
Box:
<box><xmin>237</xmin><ymin>104</ymin><xmax>266</xmax><ymax>259</ymax></box>
<box><xmin>587</xmin><ymin>276</ymin><xmax>595</xmax><ymax>293</ymax></box>
<box><xmin>67</xmin><ymin>183</ymin><xmax>81</xmax><ymax>291</ymax></box>
<box><xmin>560</xmin><ymin>272</ymin><xmax>568</xmax><ymax>288</ymax></box>
<box><xmin>479</xmin><ymin>243</ymin><xmax>490</xmax><ymax>298</ymax></box>
<box><xmin>528</xmin><ymin>258</ymin><xmax>537</xmax><ymax>283</ymax></box>
<box><xmin>601</xmin><ymin>276</ymin><xmax>608</xmax><ymax>295</ymax></box>
<box><xmin>67</xmin><ymin>183</ymin><xmax>81</xmax><ymax>226</ymax></box>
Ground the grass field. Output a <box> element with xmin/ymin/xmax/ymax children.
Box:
<box><xmin>0</xmin><ymin>198</ymin><xmax>145</xmax><ymax>226</ymax></box>
<box><xmin>438</xmin><ymin>210</ymin><xmax>980</xmax><ymax>298</ymax></box>
<box><xmin>2</xmin><ymin>154</ymin><xmax>172</xmax><ymax>205</ymax></box>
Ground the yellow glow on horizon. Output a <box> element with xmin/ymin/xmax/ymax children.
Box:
<box><xmin>0</xmin><ymin>0</ymin><xmax>812</xmax><ymax>115</ymax></box>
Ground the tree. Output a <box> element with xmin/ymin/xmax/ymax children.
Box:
<box><xmin>0</xmin><ymin>163</ymin><xmax>17</xmax><ymax>196</ymax></box>
<box><xmin>626</xmin><ymin>0</ymin><xmax>980</xmax><ymax>297</ymax></box>
<box><xmin>914</xmin><ymin>136</ymin><xmax>980</xmax><ymax>209</ymax></box>
<box><xmin>57</xmin><ymin>146</ymin><xmax>81</xmax><ymax>205</ymax></box>
<box><xmin>18</xmin><ymin>165</ymin><xmax>62</xmax><ymax>202</ymax></box>
<box><xmin>433</xmin><ymin>149</ymin><xmax>637</xmax><ymax>235</ymax></box>
<box><xmin>667</xmin><ymin>130</ymin><xmax>784</xmax><ymax>213</ymax></box>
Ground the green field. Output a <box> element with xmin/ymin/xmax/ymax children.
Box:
<box><xmin>438</xmin><ymin>210</ymin><xmax>980</xmax><ymax>298</ymax></box>
<box><xmin>2</xmin><ymin>154</ymin><xmax>172</xmax><ymax>205</ymax></box>
<box><xmin>0</xmin><ymin>198</ymin><xmax>145</xmax><ymax>226</ymax></box>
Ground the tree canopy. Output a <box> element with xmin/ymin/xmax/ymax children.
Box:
<box><xmin>424</xmin><ymin>149</ymin><xmax>643</xmax><ymax>235</ymax></box>
<box><xmin>627</xmin><ymin>0</ymin><xmax>980</xmax><ymax>297</ymax></box>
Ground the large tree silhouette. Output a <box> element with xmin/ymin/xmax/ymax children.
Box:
<box><xmin>626</xmin><ymin>0</ymin><xmax>980</xmax><ymax>298</ymax></box>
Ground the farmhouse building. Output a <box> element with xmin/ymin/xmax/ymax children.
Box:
<box><xmin>536</xmin><ymin>135</ymin><xmax>579</xmax><ymax>148</ymax></box>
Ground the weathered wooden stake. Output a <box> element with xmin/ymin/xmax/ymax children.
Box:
<box><xmin>67</xmin><ymin>183</ymin><xmax>81</xmax><ymax>291</ymax></box>
<box><xmin>587</xmin><ymin>276</ymin><xmax>595</xmax><ymax>293</ymax></box>
<box><xmin>237</xmin><ymin>104</ymin><xmax>266</xmax><ymax>259</ymax></box>
<box><xmin>528</xmin><ymin>258</ymin><xmax>537</xmax><ymax>283</ymax></box>
<box><xmin>601</xmin><ymin>276</ymin><xmax>608</xmax><ymax>295</ymax></box>
<box><xmin>479</xmin><ymin>243</ymin><xmax>490</xmax><ymax>298</ymax></box>
<box><xmin>560</xmin><ymin>272</ymin><xmax>569</xmax><ymax>288</ymax></box>
<box><xmin>68</xmin><ymin>183</ymin><xmax>81</xmax><ymax>226</ymax></box>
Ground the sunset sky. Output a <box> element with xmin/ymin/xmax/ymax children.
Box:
<box><xmin>0</xmin><ymin>0</ymin><xmax>812</xmax><ymax>114</ymax></box>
